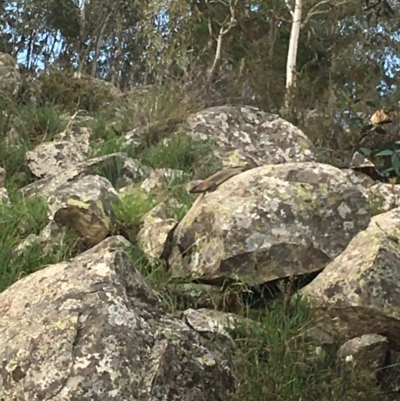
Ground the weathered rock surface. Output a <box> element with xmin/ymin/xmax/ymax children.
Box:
<box><xmin>182</xmin><ymin>308</ymin><xmax>259</xmax><ymax>350</ymax></box>
<box><xmin>0</xmin><ymin>236</ymin><xmax>235</xmax><ymax>400</ymax></box>
<box><xmin>0</xmin><ymin>52</ymin><xmax>21</xmax><ymax>97</ymax></box>
<box><xmin>167</xmin><ymin>162</ymin><xmax>371</xmax><ymax>286</ymax></box>
<box><xmin>21</xmin><ymin>152</ymin><xmax>151</xmax><ymax>197</ymax></box>
<box><xmin>137</xmin><ymin>202</ymin><xmax>178</xmax><ymax>260</ymax></box>
<box><xmin>341</xmin><ymin>168</ymin><xmax>376</xmax><ymax>192</ymax></box>
<box><xmin>300</xmin><ymin>207</ymin><xmax>400</xmax><ymax>350</ymax></box>
<box><xmin>367</xmin><ymin>182</ymin><xmax>400</xmax><ymax>213</ymax></box>
<box><xmin>185</xmin><ymin>105</ymin><xmax>318</xmax><ymax>169</ymax></box>
<box><xmin>47</xmin><ymin>175</ymin><xmax>119</xmax><ymax>245</ymax></box>
<box><xmin>337</xmin><ymin>334</ymin><xmax>389</xmax><ymax>372</ymax></box>
<box><xmin>26</xmin><ymin>140</ymin><xmax>90</xmax><ymax>179</ymax></box>
<box><xmin>25</xmin><ymin>126</ymin><xmax>92</xmax><ymax>179</ymax></box>
<box><xmin>164</xmin><ymin>282</ymin><xmax>227</xmax><ymax>311</ymax></box>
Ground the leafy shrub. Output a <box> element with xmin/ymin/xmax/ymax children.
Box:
<box><xmin>38</xmin><ymin>70</ymin><xmax>117</xmax><ymax>113</ymax></box>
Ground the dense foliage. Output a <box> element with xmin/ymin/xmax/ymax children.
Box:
<box><xmin>2</xmin><ymin>0</ymin><xmax>400</xmax><ymax>168</ymax></box>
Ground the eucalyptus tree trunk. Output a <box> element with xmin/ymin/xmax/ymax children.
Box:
<box><xmin>284</xmin><ymin>0</ymin><xmax>302</xmax><ymax>111</ymax></box>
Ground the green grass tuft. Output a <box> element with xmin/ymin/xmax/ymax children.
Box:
<box><xmin>0</xmin><ymin>190</ymin><xmax>75</xmax><ymax>292</ymax></box>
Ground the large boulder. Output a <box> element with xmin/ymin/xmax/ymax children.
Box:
<box><xmin>167</xmin><ymin>162</ymin><xmax>371</xmax><ymax>286</ymax></box>
<box><xmin>300</xmin><ymin>207</ymin><xmax>400</xmax><ymax>350</ymax></box>
<box><xmin>0</xmin><ymin>236</ymin><xmax>235</xmax><ymax>400</ymax></box>
<box><xmin>185</xmin><ymin>105</ymin><xmax>318</xmax><ymax>169</ymax></box>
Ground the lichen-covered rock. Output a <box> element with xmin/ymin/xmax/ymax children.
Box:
<box><xmin>185</xmin><ymin>105</ymin><xmax>317</xmax><ymax>169</ymax></box>
<box><xmin>48</xmin><ymin>175</ymin><xmax>119</xmax><ymax>245</ymax></box>
<box><xmin>24</xmin><ymin>124</ymin><xmax>93</xmax><ymax>181</ymax></box>
<box><xmin>367</xmin><ymin>183</ymin><xmax>400</xmax><ymax>214</ymax></box>
<box><xmin>21</xmin><ymin>152</ymin><xmax>151</xmax><ymax>197</ymax></box>
<box><xmin>0</xmin><ymin>236</ymin><xmax>235</xmax><ymax>400</ymax></box>
<box><xmin>25</xmin><ymin>140</ymin><xmax>90</xmax><ymax>179</ymax></box>
<box><xmin>164</xmin><ymin>282</ymin><xmax>227</xmax><ymax>310</ymax></box>
<box><xmin>348</xmin><ymin>151</ymin><xmax>383</xmax><ymax>182</ymax></box>
<box><xmin>0</xmin><ymin>52</ymin><xmax>21</xmax><ymax>97</ymax></box>
<box><xmin>337</xmin><ymin>334</ymin><xmax>388</xmax><ymax>373</ymax></box>
<box><xmin>300</xmin><ymin>207</ymin><xmax>400</xmax><ymax>349</ymax></box>
<box><xmin>137</xmin><ymin>202</ymin><xmax>178</xmax><ymax>260</ymax></box>
<box><xmin>167</xmin><ymin>162</ymin><xmax>371</xmax><ymax>286</ymax></box>
<box><xmin>182</xmin><ymin>308</ymin><xmax>259</xmax><ymax>353</ymax></box>
<box><xmin>341</xmin><ymin>168</ymin><xmax>375</xmax><ymax>192</ymax></box>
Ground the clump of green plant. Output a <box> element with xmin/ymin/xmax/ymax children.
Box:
<box><xmin>38</xmin><ymin>70</ymin><xmax>117</xmax><ymax>113</ymax></box>
<box><xmin>227</xmin><ymin>297</ymin><xmax>386</xmax><ymax>401</ymax></box>
<box><xmin>342</xmin><ymin>98</ymin><xmax>400</xmax><ymax>179</ymax></box>
<box><xmin>0</xmin><ymin>191</ymin><xmax>75</xmax><ymax>292</ymax></box>
<box><xmin>140</xmin><ymin>132</ymin><xmax>197</xmax><ymax>171</ymax></box>
<box><xmin>12</xmin><ymin>103</ymin><xmax>68</xmax><ymax>142</ymax></box>
<box><xmin>0</xmin><ymin>101</ymin><xmax>69</xmax><ymax>188</ymax></box>
<box><xmin>116</xmin><ymin>82</ymin><xmax>204</xmax><ymax>146</ymax></box>
<box><xmin>360</xmin><ymin>143</ymin><xmax>400</xmax><ymax>179</ymax></box>
<box><xmin>112</xmin><ymin>189</ymin><xmax>158</xmax><ymax>242</ymax></box>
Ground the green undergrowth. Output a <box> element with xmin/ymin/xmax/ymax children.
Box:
<box><xmin>0</xmin><ymin>189</ymin><xmax>76</xmax><ymax>292</ymax></box>
<box><xmin>225</xmin><ymin>296</ymin><xmax>385</xmax><ymax>401</ymax></box>
<box><xmin>117</xmin><ymin>241</ymin><xmax>387</xmax><ymax>400</ymax></box>
<box><xmin>90</xmin><ymin>128</ymin><xmax>214</xmax><ymax>179</ymax></box>
<box><xmin>0</xmin><ymin>101</ymin><xmax>69</xmax><ymax>187</ymax></box>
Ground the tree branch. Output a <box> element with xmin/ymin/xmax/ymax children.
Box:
<box><xmin>207</xmin><ymin>0</ymin><xmax>238</xmax><ymax>83</ymax></box>
<box><xmin>301</xmin><ymin>0</ymin><xmax>347</xmax><ymax>28</ymax></box>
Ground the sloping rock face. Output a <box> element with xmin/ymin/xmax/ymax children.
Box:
<box><xmin>167</xmin><ymin>162</ymin><xmax>371</xmax><ymax>285</ymax></box>
<box><xmin>0</xmin><ymin>236</ymin><xmax>234</xmax><ymax>400</ymax></box>
<box><xmin>185</xmin><ymin>105</ymin><xmax>317</xmax><ymax>168</ymax></box>
<box><xmin>300</xmin><ymin>207</ymin><xmax>400</xmax><ymax>350</ymax></box>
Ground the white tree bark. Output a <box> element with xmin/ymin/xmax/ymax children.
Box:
<box><xmin>285</xmin><ymin>0</ymin><xmax>302</xmax><ymax>91</ymax></box>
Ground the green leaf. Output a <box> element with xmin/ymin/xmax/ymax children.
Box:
<box><xmin>375</xmin><ymin>149</ymin><xmax>394</xmax><ymax>157</ymax></box>
<box><xmin>359</xmin><ymin>147</ymin><xmax>372</xmax><ymax>156</ymax></box>
<box><xmin>372</xmin><ymin>125</ymin><xmax>387</xmax><ymax>134</ymax></box>
<box><xmin>366</xmin><ymin>100</ymin><xmax>377</xmax><ymax>107</ymax></box>
<box><xmin>360</xmin><ymin>124</ymin><xmax>374</xmax><ymax>134</ymax></box>
<box><xmin>381</xmin><ymin>167</ymin><xmax>395</xmax><ymax>176</ymax></box>
<box><xmin>392</xmin><ymin>153</ymin><xmax>400</xmax><ymax>174</ymax></box>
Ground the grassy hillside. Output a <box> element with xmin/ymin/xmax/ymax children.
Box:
<box><xmin>0</xmin><ymin>80</ymin><xmax>387</xmax><ymax>401</ymax></box>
